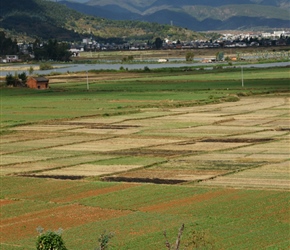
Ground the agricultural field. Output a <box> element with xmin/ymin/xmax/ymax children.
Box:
<box><xmin>0</xmin><ymin>66</ymin><xmax>289</xmax><ymax>249</ymax></box>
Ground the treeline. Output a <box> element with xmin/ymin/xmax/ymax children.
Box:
<box><xmin>6</xmin><ymin>72</ymin><xmax>27</xmax><ymax>87</ymax></box>
<box><xmin>33</xmin><ymin>39</ymin><xmax>72</xmax><ymax>61</ymax></box>
<box><xmin>0</xmin><ymin>32</ymin><xmax>18</xmax><ymax>55</ymax></box>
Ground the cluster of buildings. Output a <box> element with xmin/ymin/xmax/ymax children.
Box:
<box><xmin>1</xmin><ymin>30</ymin><xmax>289</xmax><ymax>62</ymax></box>
<box><xmin>69</xmin><ymin>30</ymin><xmax>289</xmax><ymax>54</ymax></box>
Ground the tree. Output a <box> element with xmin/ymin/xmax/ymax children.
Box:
<box><xmin>185</xmin><ymin>51</ymin><xmax>194</xmax><ymax>62</ymax></box>
<box><xmin>154</xmin><ymin>37</ymin><xmax>163</xmax><ymax>49</ymax></box>
<box><xmin>36</xmin><ymin>228</ymin><xmax>67</xmax><ymax>250</ymax></box>
<box><xmin>216</xmin><ymin>51</ymin><xmax>224</xmax><ymax>61</ymax></box>
<box><xmin>96</xmin><ymin>230</ymin><xmax>114</xmax><ymax>250</ymax></box>
<box><xmin>0</xmin><ymin>31</ymin><xmax>18</xmax><ymax>55</ymax></box>
<box><xmin>34</xmin><ymin>39</ymin><xmax>72</xmax><ymax>61</ymax></box>
<box><xmin>29</xmin><ymin>66</ymin><xmax>34</xmax><ymax>75</ymax></box>
<box><xmin>5</xmin><ymin>72</ymin><xmax>27</xmax><ymax>87</ymax></box>
<box><xmin>18</xmin><ymin>72</ymin><xmax>27</xmax><ymax>86</ymax></box>
<box><xmin>5</xmin><ymin>73</ymin><xmax>14</xmax><ymax>86</ymax></box>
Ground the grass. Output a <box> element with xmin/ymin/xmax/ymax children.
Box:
<box><xmin>1</xmin><ymin>176</ymin><xmax>289</xmax><ymax>249</ymax></box>
<box><xmin>1</xmin><ymin>67</ymin><xmax>289</xmax><ymax>129</ymax></box>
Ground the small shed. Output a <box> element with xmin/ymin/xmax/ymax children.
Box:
<box><xmin>27</xmin><ymin>77</ymin><xmax>49</xmax><ymax>89</ymax></box>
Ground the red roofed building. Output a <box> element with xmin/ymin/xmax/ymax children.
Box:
<box><xmin>27</xmin><ymin>77</ymin><xmax>49</xmax><ymax>89</ymax></box>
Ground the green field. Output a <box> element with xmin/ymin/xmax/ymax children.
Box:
<box><xmin>0</xmin><ymin>66</ymin><xmax>289</xmax><ymax>249</ymax></box>
<box><xmin>1</xmin><ymin>67</ymin><xmax>289</xmax><ymax>129</ymax></box>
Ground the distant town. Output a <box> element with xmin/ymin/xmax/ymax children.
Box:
<box><xmin>2</xmin><ymin>30</ymin><xmax>290</xmax><ymax>63</ymax></box>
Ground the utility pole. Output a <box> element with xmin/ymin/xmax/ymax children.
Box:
<box><xmin>241</xmin><ymin>66</ymin><xmax>244</xmax><ymax>87</ymax></box>
<box><xmin>86</xmin><ymin>71</ymin><xmax>89</xmax><ymax>91</ymax></box>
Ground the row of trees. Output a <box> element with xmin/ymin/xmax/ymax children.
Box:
<box><xmin>5</xmin><ymin>72</ymin><xmax>27</xmax><ymax>87</ymax></box>
<box><xmin>0</xmin><ymin>32</ymin><xmax>72</xmax><ymax>62</ymax></box>
<box><xmin>34</xmin><ymin>39</ymin><xmax>72</xmax><ymax>61</ymax></box>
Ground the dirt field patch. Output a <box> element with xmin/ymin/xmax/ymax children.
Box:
<box><xmin>0</xmin><ymin>199</ymin><xmax>16</xmax><ymax>207</ymax></box>
<box><xmin>0</xmin><ymin>204</ymin><xmax>131</xmax><ymax>243</ymax></box>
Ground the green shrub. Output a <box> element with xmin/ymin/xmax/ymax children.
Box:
<box><xmin>144</xmin><ymin>66</ymin><xmax>150</xmax><ymax>72</ymax></box>
<box><xmin>36</xmin><ymin>229</ymin><xmax>67</xmax><ymax>250</ymax></box>
<box><xmin>5</xmin><ymin>72</ymin><xmax>27</xmax><ymax>86</ymax></box>
<box><xmin>96</xmin><ymin>231</ymin><xmax>114</xmax><ymax>250</ymax></box>
<box><xmin>39</xmin><ymin>63</ymin><xmax>53</xmax><ymax>70</ymax></box>
<box><xmin>185</xmin><ymin>51</ymin><xmax>194</xmax><ymax>61</ymax></box>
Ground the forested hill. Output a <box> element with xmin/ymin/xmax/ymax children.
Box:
<box><xmin>0</xmin><ymin>0</ymin><xmax>203</xmax><ymax>42</ymax></box>
<box><xmin>60</xmin><ymin>0</ymin><xmax>290</xmax><ymax>31</ymax></box>
<box><xmin>0</xmin><ymin>0</ymin><xmax>82</xmax><ymax>40</ymax></box>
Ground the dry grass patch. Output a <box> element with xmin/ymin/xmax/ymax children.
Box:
<box><xmin>231</xmin><ymin>130</ymin><xmax>288</xmax><ymax>139</ymax></box>
<box><xmin>151</xmin><ymin>141</ymin><xmax>250</xmax><ymax>152</ymax></box>
<box><xmin>108</xmin><ymin>169</ymin><xmax>226</xmax><ymax>182</ymax></box>
<box><xmin>0</xmin><ymin>155</ymin><xmax>52</xmax><ymax>167</ymax></box>
<box><xmin>67</xmin><ymin>127</ymin><xmax>141</xmax><ymax>135</ymax></box>
<box><xmin>171</xmin><ymin>125</ymin><xmax>264</xmax><ymax>137</ymax></box>
<box><xmin>0</xmin><ymin>131</ymin><xmax>65</xmax><ymax>144</ymax></box>
<box><xmin>2</xmin><ymin>134</ymin><xmax>111</xmax><ymax>154</ymax></box>
<box><xmin>201</xmin><ymin>161</ymin><xmax>290</xmax><ymax>190</ymax></box>
<box><xmin>53</xmin><ymin>137</ymin><xmax>183</xmax><ymax>152</ymax></box>
<box><xmin>33</xmin><ymin>164</ymin><xmax>142</xmax><ymax>177</ymax></box>
<box><xmin>1</xmin><ymin>154</ymin><xmax>115</xmax><ymax>175</ymax></box>
<box><xmin>230</xmin><ymin>139</ymin><xmax>290</xmax><ymax>154</ymax></box>
<box><xmin>11</xmin><ymin>124</ymin><xmax>83</xmax><ymax>132</ymax></box>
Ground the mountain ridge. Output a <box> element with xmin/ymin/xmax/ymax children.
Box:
<box><xmin>61</xmin><ymin>0</ymin><xmax>290</xmax><ymax>31</ymax></box>
<box><xmin>0</xmin><ymin>0</ymin><xmax>203</xmax><ymax>42</ymax></box>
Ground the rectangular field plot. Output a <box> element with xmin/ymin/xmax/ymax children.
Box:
<box><xmin>221</xmin><ymin>98</ymin><xmax>285</xmax><ymax>112</ymax></box>
<box><xmin>64</xmin><ymin>110</ymin><xmax>171</xmax><ymax>125</ymax></box>
<box><xmin>53</xmin><ymin>137</ymin><xmax>183</xmax><ymax>152</ymax></box>
<box><xmin>168</xmin><ymin>125</ymin><xmax>265</xmax><ymax>137</ymax></box>
<box><xmin>34</xmin><ymin>164</ymin><xmax>143</xmax><ymax>177</ymax></box>
<box><xmin>66</xmin><ymin>126</ymin><xmax>141</xmax><ymax>135</ymax></box>
<box><xmin>200</xmin><ymin>161</ymin><xmax>290</xmax><ymax>189</ymax></box>
<box><xmin>229</xmin><ymin>139</ymin><xmax>290</xmax><ymax>155</ymax></box>
<box><xmin>1</xmin><ymin>134</ymin><xmax>111</xmax><ymax>154</ymax></box>
<box><xmin>0</xmin><ymin>131</ymin><xmax>64</xmax><ymax>144</ymax></box>
<box><xmin>154</xmin><ymin>113</ymin><xmax>224</xmax><ymax>124</ymax></box>
<box><xmin>107</xmin><ymin>169</ymin><xmax>227</xmax><ymax>182</ymax></box>
<box><xmin>0</xmin><ymin>154</ymin><xmax>52</xmax><ymax>167</ymax></box>
<box><xmin>150</xmin><ymin>141</ymin><xmax>249</xmax><ymax>152</ymax></box>
<box><xmin>231</xmin><ymin>130</ymin><xmax>289</xmax><ymax>139</ymax></box>
<box><xmin>11</xmin><ymin>124</ymin><xmax>83</xmax><ymax>132</ymax></box>
<box><xmin>259</xmin><ymin>118</ymin><xmax>290</xmax><ymax>127</ymax></box>
<box><xmin>0</xmin><ymin>154</ymin><xmax>116</xmax><ymax>175</ymax></box>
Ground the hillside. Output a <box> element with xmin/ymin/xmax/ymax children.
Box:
<box><xmin>0</xmin><ymin>0</ymin><xmax>202</xmax><ymax>42</ymax></box>
<box><xmin>60</xmin><ymin>0</ymin><xmax>290</xmax><ymax>31</ymax></box>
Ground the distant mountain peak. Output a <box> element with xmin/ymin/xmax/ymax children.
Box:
<box><xmin>61</xmin><ymin>0</ymin><xmax>290</xmax><ymax>31</ymax></box>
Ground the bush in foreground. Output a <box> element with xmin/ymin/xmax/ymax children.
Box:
<box><xmin>36</xmin><ymin>228</ymin><xmax>67</xmax><ymax>250</ymax></box>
